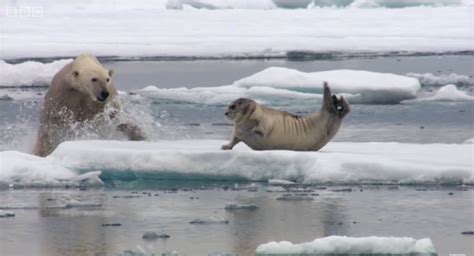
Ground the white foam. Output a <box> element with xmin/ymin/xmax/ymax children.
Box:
<box><xmin>43</xmin><ymin>140</ymin><xmax>474</xmax><ymax>185</ymax></box>
<box><xmin>410</xmin><ymin>84</ymin><xmax>474</xmax><ymax>102</ymax></box>
<box><xmin>1</xmin><ymin>4</ymin><xmax>471</xmax><ymax>59</ymax></box>
<box><xmin>255</xmin><ymin>236</ymin><xmax>436</xmax><ymax>255</ymax></box>
<box><xmin>0</xmin><ymin>59</ymin><xmax>71</xmax><ymax>87</ymax></box>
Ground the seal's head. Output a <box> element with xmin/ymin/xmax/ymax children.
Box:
<box><xmin>225</xmin><ymin>98</ymin><xmax>256</xmax><ymax>122</ymax></box>
<box><xmin>322</xmin><ymin>82</ymin><xmax>351</xmax><ymax>118</ymax></box>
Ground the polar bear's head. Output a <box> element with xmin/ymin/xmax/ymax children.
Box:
<box><xmin>68</xmin><ymin>54</ymin><xmax>114</xmax><ymax>103</ymax></box>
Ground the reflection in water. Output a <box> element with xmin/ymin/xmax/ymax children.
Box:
<box><xmin>38</xmin><ymin>191</ymin><xmax>108</xmax><ymax>256</ymax></box>
<box><xmin>228</xmin><ymin>193</ymin><xmax>348</xmax><ymax>255</ymax></box>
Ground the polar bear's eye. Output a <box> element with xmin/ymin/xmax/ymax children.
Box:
<box><xmin>91</xmin><ymin>78</ymin><xmax>98</xmax><ymax>82</ymax></box>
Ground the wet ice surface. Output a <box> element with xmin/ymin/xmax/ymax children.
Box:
<box><xmin>0</xmin><ymin>185</ymin><xmax>473</xmax><ymax>256</ymax></box>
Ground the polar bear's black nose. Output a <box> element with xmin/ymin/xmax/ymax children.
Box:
<box><xmin>97</xmin><ymin>90</ymin><xmax>109</xmax><ymax>102</ymax></box>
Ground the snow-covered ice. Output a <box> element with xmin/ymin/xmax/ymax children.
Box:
<box><xmin>2</xmin><ymin>139</ymin><xmax>472</xmax><ymax>186</ymax></box>
<box><xmin>1</xmin><ymin>139</ymin><xmax>472</xmax><ymax>186</ymax></box>
<box><xmin>0</xmin><ymin>3</ymin><xmax>472</xmax><ymax>59</ymax></box>
<box><xmin>0</xmin><ymin>59</ymin><xmax>71</xmax><ymax>87</ymax></box>
<box><xmin>255</xmin><ymin>236</ymin><xmax>436</xmax><ymax>255</ymax></box>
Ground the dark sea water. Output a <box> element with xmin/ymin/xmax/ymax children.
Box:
<box><xmin>0</xmin><ymin>55</ymin><xmax>473</xmax><ymax>256</ymax></box>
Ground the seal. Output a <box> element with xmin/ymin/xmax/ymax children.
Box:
<box><xmin>221</xmin><ymin>82</ymin><xmax>350</xmax><ymax>151</ymax></box>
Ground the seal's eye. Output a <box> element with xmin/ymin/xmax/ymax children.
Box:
<box><xmin>106</xmin><ymin>78</ymin><xmax>110</xmax><ymax>82</ymax></box>
<box><xmin>91</xmin><ymin>78</ymin><xmax>98</xmax><ymax>82</ymax></box>
<box><xmin>229</xmin><ymin>105</ymin><xmax>236</xmax><ymax>110</ymax></box>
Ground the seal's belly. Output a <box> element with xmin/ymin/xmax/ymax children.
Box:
<box><xmin>239</xmin><ymin>120</ymin><xmax>330</xmax><ymax>151</ymax></box>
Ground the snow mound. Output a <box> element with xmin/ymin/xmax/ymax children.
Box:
<box><xmin>43</xmin><ymin>140</ymin><xmax>474</xmax><ymax>185</ymax></box>
<box><xmin>412</xmin><ymin>84</ymin><xmax>474</xmax><ymax>102</ymax></box>
<box><xmin>406</xmin><ymin>72</ymin><xmax>471</xmax><ymax>87</ymax></box>
<box><xmin>255</xmin><ymin>236</ymin><xmax>436</xmax><ymax>255</ymax></box>
<box><xmin>137</xmin><ymin>69</ymin><xmax>421</xmax><ymax>105</ymax></box>
<box><xmin>0</xmin><ymin>59</ymin><xmax>71</xmax><ymax>87</ymax></box>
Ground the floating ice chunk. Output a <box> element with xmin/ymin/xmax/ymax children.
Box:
<box><xmin>142</xmin><ymin>231</ymin><xmax>170</xmax><ymax>240</ymax></box>
<box><xmin>255</xmin><ymin>236</ymin><xmax>437</xmax><ymax>255</ymax></box>
<box><xmin>407</xmin><ymin>72</ymin><xmax>471</xmax><ymax>87</ymax></box>
<box><xmin>276</xmin><ymin>194</ymin><xmax>314</xmax><ymax>201</ymax></box>
<box><xmin>234</xmin><ymin>68</ymin><xmax>421</xmax><ymax>104</ymax></box>
<box><xmin>463</xmin><ymin>138</ymin><xmax>474</xmax><ymax>144</ymax></box>
<box><xmin>190</xmin><ymin>216</ymin><xmax>229</xmax><ymax>224</ymax></box>
<box><xmin>71</xmin><ymin>171</ymin><xmax>104</xmax><ymax>187</ymax></box>
<box><xmin>0</xmin><ymin>59</ymin><xmax>71</xmax><ymax>87</ymax></box>
<box><xmin>268</xmin><ymin>179</ymin><xmax>295</xmax><ymax>185</ymax></box>
<box><xmin>0</xmin><ymin>151</ymin><xmax>77</xmax><ymax>184</ymax></box>
<box><xmin>266</xmin><ymin>186</ymin><xmax>288</xmax><ymax>193</ymax></box>
<box><xmin>0</xmin><ymin>210</ymin><xmax>15</xmax><ymax>218</ymax></box>
<box><xmin>47</xmin><ymin>140</ymin><xmax>474</xmax><ymax>185</ymax></box>
<box><xmin>225</xmin><ymin>202</ymin><xmax>258</xmax><ymax>210</ymax></box>
<box><xmin>411</xmin><ymin>84</ymin><xmax>474</xmax><ymax>102</ymax></box>
<box><xmin>64</xmin><ymin>202</ymin><xmax>102</xmax><ymax>209</ymax></box>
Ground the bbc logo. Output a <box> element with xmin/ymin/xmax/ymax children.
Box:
<box><xmin>6</xmin><ymin>6</ymin><xmax>43</xmax><ymax>17</ymax></box>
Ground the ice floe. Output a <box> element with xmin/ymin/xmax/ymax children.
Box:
<box><xmin>235</xmin><ymin>68</ymin><xmax>421</xmax><ymax>103</ymax></box>
<box><xmin>225</xmin><ymin>202</ymin><xmax>258</xmax><ymax>210</ymax></box>
<box><xmin>408</xmin><ymin>84</ymin><xmax>474</xmax><ymax>102</ymax></box>
<box><xmin>48</xmin><ymin>140</ymin><xmax>474</xmax><ymax>185</ymax></box>
<box><xmin>0</xmin><ymin>59</ymin><xmax>71</xmax><ymax>87</ymax></box>
<box><xmin>255</xmin><ymin>236</ymin><xmax>436</xmax><ymax>255</ymax></box>
<box><xmin>137</xmin><ymin>68</ymin><xmax>422</xmax><ymax>105</ymax></box>
<box><xmin>2</xmin><ymin>139</ymin><xmax>472</xmax><ymax>187</ymax></box>
<box><xmin>1</xmin><ymin>4</ymin><xmax>472</xmax><ymax>59</ymax></box>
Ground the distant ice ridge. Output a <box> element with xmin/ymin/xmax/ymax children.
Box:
<box><xmin>1</xmin><ymin>5</ymin><xmax>472</xmax><ymax>60</ymax></box>
<box><xmin>4</xmin><ymin>0</ymin><xmax>468</xmax><ymax>11</ymax></box>
<box><xmin>255</xmin><ymin>236</ymin><xmax>436</xmax><ymax>255</ymax></box>
<box><xmin>19</xmin><ymin>140</ymin><xmax>470</xmax><ymax>185</ymax></box>
<box><xmin>0</xmin><ymin>59</ymin><xmax>71</xmax><ymax>87</ymax></box>
<box><xmin>138</xmin><ymin>68</ymin><xmax>421</xmax><ymax>104</ymax></box>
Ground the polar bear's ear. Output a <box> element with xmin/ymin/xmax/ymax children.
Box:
<box><xmin>73</xmin><ymin>70</ymin><xmax>80</xmax><ymax>77</ymax></box>
<box><xmin>108</xmin><ymin>69</ymin><xmax>114</xmax><ymax>77</ymax></box>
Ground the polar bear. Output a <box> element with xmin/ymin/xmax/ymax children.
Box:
<box><xmin>33</xmin><ymin>53</ymin><xmax>145</xmax><ymax>157</ymax></box>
